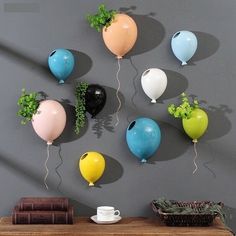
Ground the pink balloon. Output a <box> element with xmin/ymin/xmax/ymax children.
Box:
<box><xmin>32</xmin><ymin>100</ymin><xmax>66</xmax><ymax>145</ymax></box>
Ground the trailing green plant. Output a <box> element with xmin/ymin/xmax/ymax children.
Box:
<box><xmin>153</xmin><ymin>198</ymin><xmax>226</xmax><ymax>224</ymax></box>
<box><xmin>17</xmin><ymin>89</ymin><xmax>40</xmax><ymax>125</ymax></box>
<box><xmin>168</xmin><ymin>93</ymin><xmax>199</xmax><ymax>119</ymax></box>
<box><xmin>87</xmin><ymin>4</ymin><xmax>117</xmax><ymax>32</ymax></box>
<box><xmin>75</xmin><ymin>82</ymin><xmax>89</xmax><ymax>134</ymax></box>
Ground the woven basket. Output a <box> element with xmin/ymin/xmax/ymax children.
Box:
<box><xmin>151</xmin><ymin>200</ymin><xmax>222</xmax><ymax>227</ymax></box>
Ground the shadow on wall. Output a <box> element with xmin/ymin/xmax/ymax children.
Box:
<box><xmin>158</xmin><ymin>70</ymin><xmax>188</xmax><ymax>103</ymax></box>
<box><xmin>189</xmin><ymin>95</ymin><xmax>232</xmax><ymax>141</ymax></box>
<box><xmin>190</xmin><ymin>32</ymin><xmax>220</xmax><ymax>65</ymax></box>
<box><xmin>0</xmin><ymin>41</ymin><xmax>92</xmax><ymax>84</ymax></box>
<box><xmin>0</xmin><ymin>152</ymin><xmax>95</xmax><ymax>216</ymax></box>
<box><xmin>91</xmin><ymin>86</ymin><xmax>125</xmax><ymax>138</ymax></box>
<box><xmin>204</xmin><ymin>105</ymin><xmax>232</xmax><ymax>141</ymax></box>
<box><xmin>150</xmin><ymin>121</ymin><xmax>189</xmax><ymax>163</ymax></box>
<box><xmin>54</xmin><ymin>99</ymin><xmax>88</xmax><ymax>145</ymax></box>
<box><xmin>0</xmin><ymin>39</ymin><xmax>55</xmax><ymax>82</ymax></box>
<box><xmin>119</xmin><ymin>6</ymin><xmax>165</xmax><ymax>58</ymax></box>
<box><xmin>69</xmin><ymin>199</ymin><xmax>96</xmax><ymax>216</ymax></box>
<box><xmin>127</xmin><ymin>68</ymin><xmax>188</xmax><ymax>123</ymax></box>
<box><xmin>69</xmin><ymin>50</ymin><xmax>92</xmax><ymax>81</ymax></box>
<box><xmin>96</xmin><ymin>154</ymin><xmax>124</xmax><ymax>187</ymax></box>
<box><xmin>188</xmin><ymin>95</ymin><xmax>232</xmax><ymax>178</ymax></box>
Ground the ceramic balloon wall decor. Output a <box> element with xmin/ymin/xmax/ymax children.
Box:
<box><xmin>85</xmin><ymin>84</ymin><xmax>107</xmax><ymax>118</ymax></box>
<box><xmin>78</xmin><ymin>151</ymin><xmax>105</xmax><ymax>186</ymax></box>
<box><xmin>101</xmin><ymin>13</ymin><xmax>137</xmax><ymax>59</ymax></box>
<box><xmin>141</xmin><ymin>68</ymin><xmax>167</xmax><ymax>103</ymax></box>
<box><xmin>17</xmin><ymin>89</ymin><xmax>66</xmax><ymax>189</ymax></box>
<box><xmin>87</xmin><ymin>4</ymin><xmax>137</xmax><ymax>59</ymax></box>
<box><xmin>87</xmin><ymin>4</ymin><xmax>138</xmax><ymax>126</ymax></box>
<box><xmin>32</xmin><ymin>100</ymin><xmax>66</xmax><ymax>145</ymax></box>
<box><xmin>48</xmin><ymin>48</ymin><xmax>75</xmax><ymax>84</ymax></box>
<box><xmin>171</xmin><ymin>31</ymin><xmax>198</xmax><ymax>65</ymax></box>
<box><xmin>168</xmin><ymin>93</ymin><xmax>208</xmax><ymax>173</ymax></box>
<box><xmin>75</xmin><ymin>82</ymin><xmax>106</xmax><ymax>135</ymax></box>
<box><xmin>126</xmin><ymin>118</ymin><xmax>161</xmax><ymax>163</ymax></box>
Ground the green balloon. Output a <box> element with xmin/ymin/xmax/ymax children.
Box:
<box><xmin>182</xmin><ymin>108</ymin><xmax>208</xmax><ymax>142</ymax></box>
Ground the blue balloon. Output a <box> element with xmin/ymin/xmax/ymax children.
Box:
<box><xmin>171</xmin><ymin>31</ymin><xmax>197</xmax><ymax>66</ymax></box>
<box><xmin>126</xmin><ymin>117</ymin><xmax>161</xmax><ymax>163</ymax></box>
<box><xmin>48</xmin><ymin>49</ymin><xmax>75</xmax><ymax>84</ymax></box>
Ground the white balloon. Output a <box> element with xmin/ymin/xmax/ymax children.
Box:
<box><xmin>141</xmin><ymin>68</ymin><xmax>167</xmax><ymax>103</ymax></box>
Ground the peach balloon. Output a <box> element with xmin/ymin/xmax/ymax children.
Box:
<box><xmin>102</xmin><ymin>13</ymin><xmax>138</xmax><ymax>59</ymax></box>
<box><xmin>32</xmin><ymin>100</ymin><xmax>66</xmax><ymax>145</ymax></box>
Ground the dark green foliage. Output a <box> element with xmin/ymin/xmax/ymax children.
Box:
<box><xmin>168</xmin><ymin>93</ymin><xmax>199</xmax><ymax>119</ymax></box>
<box><xmin>17</xmin><ymin>89</ymin><xmax>40</xmax><ymax>125</ymax></box>
<box><xmin>153</xmin><ymin>198</ymin><xmax>226</xmax><ymax>224</ymax></box>
<box><xmin>75</xmin><ymin>82</ymin><xmax>89</xmax><ymax>134</ymax></box>
<box><xmin>87</xmin><ymin>4</ymin><xmax>117</xmax><ymax>32</ymax></box>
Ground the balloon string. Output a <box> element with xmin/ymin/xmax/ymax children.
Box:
<box><xmin>193</xmin><ymin>141</ymin><xmax>198</xmax><ymax>174</ymax></box>
<box><xmin>44</xmin><ymin>144</ymin><xmax>50</xmax><ymax>190</ymax></box>
<box><xmin>115</xmin><ymin>58</ymin><xmax>121</xmax><ymax>127</ymax></box>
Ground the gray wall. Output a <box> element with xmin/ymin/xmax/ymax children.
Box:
<box><xmin>0</xmin><ymin>0</ymin><xmax>236</xmax><ymax>230</ymax></box>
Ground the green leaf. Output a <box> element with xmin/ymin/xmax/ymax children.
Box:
<box><xmin>17</xmin><ymin>89</ymin><xmax>40</xmax><ymax>125</ymax></box>
<box><xmin>75</xmin><ymin>82</ymin><xmax>89</xmax><ymax>134</ymax></box>
<box><xmin>167</xmin><ymin>93</ymin><xmax>201</xmax><ymax>119</ymax></box>
<box><xmin>87</xmin><ymin>4</ymin><xmax>117</xmax><ymax>32</ymax></box>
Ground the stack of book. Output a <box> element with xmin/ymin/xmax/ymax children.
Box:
<box><xmin>12</xmin><ymin>197</ymin><xmax>74</xmax><ymax>224</ymax></box>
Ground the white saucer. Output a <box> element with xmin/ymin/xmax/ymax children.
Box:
<box><xmin>90</xmin><ymin>215</ymin><xmax>122</xmax><ymax>224</ymax></box>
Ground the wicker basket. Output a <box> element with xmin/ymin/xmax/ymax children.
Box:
<box><xmin>151</xmin><ymin>200</ymin><xmax>222</xmax><ymax>227</ymax></box>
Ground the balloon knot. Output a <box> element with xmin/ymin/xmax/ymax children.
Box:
<box><xmin>47</xmin><ymin>141</ymin><xmax>52</xmax><ymax>145</ymax></box>
<box><xmin>117</xmin><ymin>56</ymin><xmax>122</xmax><ymax>59</ymax></box>
<box><xmin>181</xmin><ymin>61</ymin><xmax>187</xmax><ymax>66</ymax></box>
<box><xmin>151</xmin><ymin>99</ymin><xmax>156</xmax><ymax>104</ymax></box>
<box><xmin>141</xmin><ymin>159</ymin><xmax>147</xmax><ymax>163</ymax></box>
<box><xmin>89</xmin><ymin>182</ymin><xmax>94</xmax><ymax>187</ymax></box>
<box><xmin>192</xmin><ymin>139</ymin><xmax>198</xmax><ymax>143</ymax></box>
<box><xmin>59</xmin><ymin>80</ymin><xmax>65</xmax><ymax>84</ymax></box>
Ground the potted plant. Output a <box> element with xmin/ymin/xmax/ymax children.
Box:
<box><xmin>168</xmin><ymin>93</ymin><xmax>208</xmax><ymax>143</ymax></box>
<box><xmin>75</xmin><ymin>82</ymin><xmax>106</xmax><ymax>134</ymax></box>
<box><xmin>87</xmin><ymin>4</ymin><xmax>138</xmax><ymax>58</ymax></box>
<box><xmin>151</xmin><ymin>198</ymin><xmax>226</xmax><ymax>226</ymax></box>
<box><xmin>17</xmin><ymin>89</ymin><xmax>66</xmax><ymax>145</ymax></box>
<box><xmin>75</xmin><ymin>82</ymin><xmax>89</xmax><ymax>135</ymax></box>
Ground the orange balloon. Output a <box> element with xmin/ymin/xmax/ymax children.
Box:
<box><xmin>102</xmin><ymin>13</ymin><xmax>138</xmax><ymax>59</ymax></box>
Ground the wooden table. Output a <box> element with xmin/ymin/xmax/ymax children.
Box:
<box><xmin>0</xmin><ymin>217</ymin><xmax>233</xmax><ymax>236</ymax></box>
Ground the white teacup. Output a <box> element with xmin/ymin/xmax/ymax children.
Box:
<box><xmin>97</xmin><ymin>206</ymin><xmax>120</xmax><ymax>221</ymax></box>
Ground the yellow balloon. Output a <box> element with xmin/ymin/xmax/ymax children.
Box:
<box><xmin>182</xmin><ymin>108</ymin><xmax>208</xmax><ymax>142</ymax></box>
<box><xmin>78</xmin><ymin>151</ymin><xmax>105</xmax><ymax>186</ymax></box>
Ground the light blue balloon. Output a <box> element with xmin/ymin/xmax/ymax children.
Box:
<box><xmin>126</xmin><ymin>117</ymin><xmax>161</xmax><ymax>163</ymax></box>
<box><xmin>48</xmin><ymin>49</ymin><xmax>75</xmax><ymax>84</ymax></box>
<box><xmin>171</xmin><ymin>31</ymin><xmax>197</xmax><ymax>66</ymax></box>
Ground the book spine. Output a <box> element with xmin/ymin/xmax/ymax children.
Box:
<box><xmin>18</xmin><ymin>198</ymin><xmax>69</xmax><ymax>211</ymax></box>
<box><xmin>12</xmin><ymin>207</ymin><xmax>73</xmax><ymax>224</ymax></box>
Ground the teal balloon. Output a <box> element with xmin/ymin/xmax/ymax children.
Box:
<box><xmin>48</xmin><ymin>49</ymin><xmax>75</xmax><ymax>84</ymax></box>
<box><xmin>126</xmin><ymin>117</ymin><xmax>161</xmax><ymax>163</ymax></box>
<box><xmin>171</xmin><ymin>31</ymin><xmax>197</xmax><ymax>65</ymax></box>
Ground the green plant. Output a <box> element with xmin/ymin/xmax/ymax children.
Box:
<box><xmin>75</xmin><ymin>82</ymin><xmax>89</xmax><ymax>134</ymax></box>
<box><xmin>168</xmin><ymin>93</ymin><xmax>199</xmax><ymax>119</ymax></box>
<box><xmin>17</xmin><ymin>89</ymin><xmax>40</xmax><ymax>125</ymax></box>
<box><xmin>153</xmin><ymin>198</ymin><xmax>226</xmax><ymax>224</ymax></box>
<box><xmin>87</xmin><ymin>4</ymin><xmax>117</xmax><ymax>32</ymax></box>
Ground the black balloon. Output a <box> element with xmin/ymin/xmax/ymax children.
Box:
<box><xmin>85</xmin><ymin>84</ymin><xmax>106</xmax><ymax>118</ymax></box>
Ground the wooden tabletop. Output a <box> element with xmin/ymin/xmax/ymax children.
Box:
<box><xmin>0</xmin><ymin>217</ymin><xmax>233</xmax><ymax>236</ymax></box>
